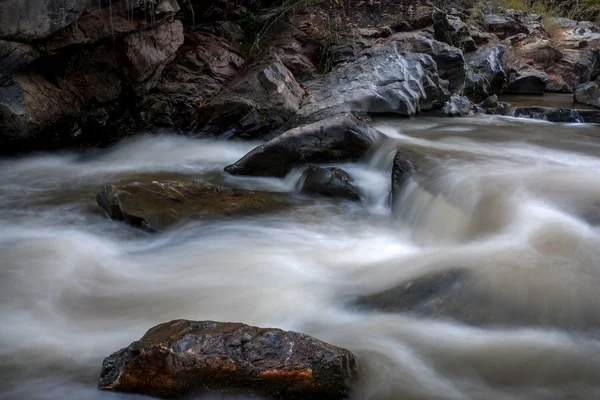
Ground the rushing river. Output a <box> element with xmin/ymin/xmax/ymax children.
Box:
<box><xmin>2</xmin><ymin>113</ymin><xmax>600</xmax><ymax>400</ymax></box>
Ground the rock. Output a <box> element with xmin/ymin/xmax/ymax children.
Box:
<box><xmin>513</xmin><ymin>107</ymin><xmax>585</xmax><ymax>123</ymax></box>
<box><xmin>545</xmin><ymin>75</ymin><xmax>572</xmax><ymax>93</ymax></box>
<box><xmin>442</xmin><ymin>94</ymin><xmax>474</xmax><ymax>117</ymax></box>
<box><xmin>575</xmin><ymin>80</ymin><xmax>600</xmax><ymax>108</ymax></box>
<box><xmin>296</xmin><ymin>42</ymin><xmax>449</xmax><ymax>122</ymax></box>
<box><xmin>516</xmin><ymin>39</ymin><xmax>563</xmax><ymax>65</ymax></box>
<box><xmin>465</xmin><ymin>45</ymin><xmax>506</xmax><ymax>95</ymax></box>
<box><xmin>195</xmin><ymin>60</ymin><xmax>304</xmax><ymax>139</ymax></box>
<box><xmin>0</xmin><ymin>40</ymin><xmax>40</xmax><ymax>77</ymax></box>
<box><xmin>98</xmin><ymin>319</ymin><xmax>358</xmax><ymax>399</ymax></box>
<box><xmin>549</xmin><ymin>49</ymin><xmax>599</xmax><ymax>92</ymax></box>
<box><xmin>393</xmin><ymin>33</ymin><xmax>484</xmax><ymax>95</ymax></box>
<box><xmin>225</xmin><ymin>113</ymin><xmax>384</xmax><ymax>177</ymax></box>
<box><xmin>96</xmin><ymin>181</ymin><xmax>291</xmax><ymax>232</ymax></box>
<box><xmin>555</xmin><ymin>25</ymin><xmax>600</xmax><ymax>50</ymax></box>
<box><xmin>0</xmin><ymin>0</ymin><xmax>90</xmax><ymax>41</ymax></box>
<box><xmin>505</xmin><ymin>70</ymin><xmax>549</xmax><ymax>94</ymax></box>
<box><xmin>433</xmin><ymin>14</ymin><xmax>469</xmax><ymax>47</ymax></box>
<box><xmin>476</xmin><ymin>94</ymin><xmax>508</xmax><ymax>115</ymax></box>
<box><xmin>0</xmin><ymin>72</ymin><xmax>80</xmax><ymax>146</ymax></box>
<box><xmin>122</xmin><ymin>20</ymin><xmax>185</xmax><ymax>91</ymax></box>
<box><xmin>352</xmin><ymin>269</ymin><xmax>469</xmax><ymax>316</ymax></box>
<box><xmin>299</xmin><ymin>165</ymin><xmax>362</xmax><ymax>201</ymax></box>
<box><xmin>578</xmin><ymin>109</ymin><xmax>600</xmax><ymax>123</ymax></box>
<box><xmin>483</xmin><ymin>13</ymin><xmax>527</xmax><ymax>40</ymax></box>
<box><xmin>140</xmin><ymin>29</ymin><xmax>245</xmax><ymax>129</ymax></box>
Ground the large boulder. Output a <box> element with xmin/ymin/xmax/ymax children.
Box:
<box><xmin>475</xmin><ymin>94</ymin><xmax>508</xmax><ymax>115</ymax></box>
<box><xmin>575</xmin><ymin>80</ymin><xmax>600</xmax><ymax>108</ymax></box>
<box><xmin>98</xmin><ymin>319</ymin><xmax>358</xmax><ymax>399</ymax></box>
<box><xmin>393</xmin><ymin>33</ymin><xmax>484</xmax><ymax>95</ymax></box>
<box><xmin>504</xmin><ymin>69</ymin><xmax>549</xmax><ymax>94</ymax></box>
<box><xmin>465</xmin><ymin>45</ymin><xmax>506</xmax><ymax>95</ymax></box>
<box><xmin>296</xmin><ymin>42</ymin><xmax>449</xmax><ymax>122</ymax></box>
<box><xmin>299</xmin><ymin>165</ymin><xmax>362</xmax><ymax>201</ymax></box>
<box><xmin>195</xmin><ymin>60</ymin><xmax>304</xmax><ymax>139</ymax></box>
<box><xmin>96</xmin><ymin>181</ymin><xmax>291</xmax><ymax>232</ymax></box>
<box><xmin>224</xmin><ymin>113</ymin><xmax>384</xmax><ymax>177</ymax></box>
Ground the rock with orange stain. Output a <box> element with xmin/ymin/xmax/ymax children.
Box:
<box><xmin>99</xmin><ymin>320</ymin><xmax>357</xmax><ymax>399</ymax></box>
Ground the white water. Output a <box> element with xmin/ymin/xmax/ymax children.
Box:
<box><xmin>2</xmin><ymin>115</ymin><xmax>600</xmax><ymax>399</ymax></box>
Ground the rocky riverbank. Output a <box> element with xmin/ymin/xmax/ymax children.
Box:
<box><xmin>1</xmin><ymin>0</ymin><xmax>599</xmax><ymax>155</ymax></box>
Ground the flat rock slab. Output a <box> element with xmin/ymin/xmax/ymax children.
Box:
<box><xmin>98</xmin><ymin>319</ymin><xmax>358</xmax><ymax>399</ymax></box>
<box><xmin>97</xmin><ymin>181</ymin><xmax>291</xmax><ymax>231</ymax></box>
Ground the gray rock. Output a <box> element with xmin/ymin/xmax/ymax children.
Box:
<box><xmin>476</xmin><ymin>94</ymin><xmax>508</xmax><ymax>115</ymax></box>
<box><xmin>98</xmin><ymin>319</ymin><xmax>357</xmax><ymax>399</ymax></box>
<box><xmin>196</xmin><ymin>60</ymin><xmax>304</xmax><ymax>139</ymax></box>
<box><xmin>442</xmin><ymin>94</ymin><xmax>474</xmax><ymax>117</ymax></box>
<box><xmin>299</xmin><ymin>165</ymin><xmax>362</xmax><ymax>201</ymax></box>
<box><xmin>575</xmin><ymin>80</ymin><xmax>600</xmax><ymax>108</ymax></box>
<box><xmin>505</xmin><ymin>70</ymin><xmax>549</xmax><ymax>95</ymax></box>
<box><xmin>297</xmin><ymin>42</ymin><xmax>450</xmax><ymax>121</ymax></box>
<box><xmin>392</xmin><ymin>33</ymin><xmax>484</xmax><ymax>95</ymax></box>
<box><xmin>465</xmin><ymin>45</ymin><xmax>506</xmax><ymax>94</ymax></box>
<box><xmin>225</xmin><ymin>113</ymin><xmax>384</xmax><ymax>177</ymax></box>
<box><xmin>483</xmin><ymin>13</ymin><xmax>527</xmax><ymax>40</ymax></box>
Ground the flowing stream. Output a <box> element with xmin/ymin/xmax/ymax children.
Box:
<box><xmin>2</xmin><ymin>112</ymin><xmax>600</xmax><ymax>400</ymax></box>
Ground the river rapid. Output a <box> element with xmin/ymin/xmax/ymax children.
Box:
<box><xmin>2</xmin><ymin>113</ymin><xmax>600</xmax><ymax>400</ymax></box>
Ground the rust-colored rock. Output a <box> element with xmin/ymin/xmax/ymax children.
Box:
<box><xmin>98</xmin><ymin>320</ymin><xmax>358</xmax><ymax>399</ymax></box>
<box><xmin>96</xmin><ymin>181</ymin><xmax>291</xmax><ymax>231</ymax></box>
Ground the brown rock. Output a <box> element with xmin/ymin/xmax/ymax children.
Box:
<box><xmin>98</xmin><ymin>319</ymin><xmax>358</xmax><ymax>399</ymax></box>
<box><xmin>122</xmin><ymin>20</ymin><xmax>185</xmax><ymax>90</ymax></box>
<box><xmin>96</xmin><ymin>181</ymin><xmax>291</xmax><ymax>231</ymax></box>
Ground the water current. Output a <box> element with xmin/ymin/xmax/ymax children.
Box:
<box><xmin>2</xmin><ymin>111</ymin><xmax>600</xmax><ymax>399</ymax></box>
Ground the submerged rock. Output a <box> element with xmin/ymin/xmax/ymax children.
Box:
<box><xmin>98</xmin><ymin>319</ymin><xmax>358</xmax><ymax>399</ymax></box>
<box><xmin>442</xmin><ymin>94</ymin><xmax>474</xmax><ymax>117</ymax></box>
<box><xmin>299</xmin><ymin>165</ymin><xmax>362</xmax><ymax>201</ymax></box>
<box><xmin>225</xmin><ymin>113</ymin><xmax>383</xmax><ymax>177</ymax></box>
<box><xmin>96</xmin><ymin>181</ymin><xmax>290</xmax><ymax>231</ymax></box>
<box><xmin>513</xmin><ymin>107</ymin><xmax>585</xmax><ymax>123</ymax></box>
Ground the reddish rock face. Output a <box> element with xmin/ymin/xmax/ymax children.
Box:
<box><xmin>98</xmin><ymin>320</ymin><xmax>358</xmax><ymax>399</ymax></box>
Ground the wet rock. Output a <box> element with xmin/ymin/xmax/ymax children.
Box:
<box><xmin>476</xmin><ymin>94</ymin><xmax>508</xmax><ymax>115</ymax></box>
<box><xmin>578</xmin><ymin>109</ymin><xmax>600</xmax><ymax>123</ymax></box>
<box><xmin>196</xmin><ymin>60</ymin><xmax>304</xmax><ymax>139</ymax></box>
<box><xmin>122</xmin><ymin>20</ymin><xmax>185</xmax><ymax>91</ymax></box>
<box><xmin>575</xmin><ymin>80</ymin><xmax>600</xmax><ymax>108</ymax></box>
<box><xmin>299</xmin><ymin>165</ymin><xmax>362</xmax><ymax>201</ymax></box>
<box><xmin>505</xmin><ymin>70</ymin><xmax>549</xmax><ymax>95</ymax></box>
<box><xmin>225</xmin><ymin>113</ymin><xmax>383</xmax><ymax>177</ymax></box>
<box><xmin>442</xmin><ymin>94</ymin><xmax>474</xmax><ymax>117</ymax></box>
<box><xmin>465</xmin><ymin>45</ymin><xmax>506</xmax><ymax>95</ymax></box>
<box><xmin>513</xmin><ymin>107</ymin><xmax>585</xmax><ymax>123</ymax></box>
<box><xmin>353</xmin><ymin>269</ymin><xmax>468</xmax><ymax>316</ymax></box>
<box><xmin>96</xmin><ymin>181</ymin><xmax>291</xmax><ymax>232</ymax></box>
<box><xmin>98</xmin><ymin>319</ymin><xmax>358</xmax><ymax>399</ymax></box>
<box><xmin>296</xmin><ymin>42</ymin><xmax>449</xmax><ymax>121</ymax></box>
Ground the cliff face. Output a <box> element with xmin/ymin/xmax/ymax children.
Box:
<box><xmin>0</xmin><ymin>0</ymin><xmax>598</xmax><ymax>154</ymax></box>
